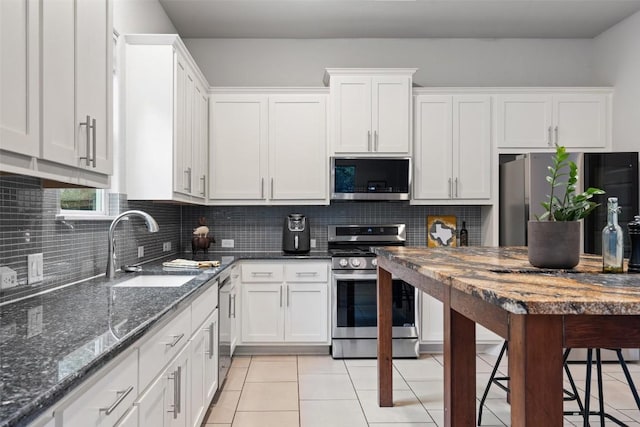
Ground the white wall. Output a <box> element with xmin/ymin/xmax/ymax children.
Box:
<box><xmin>594</xmin><ymin>10</ymin><xmax>640</xmax><ymax>152</ymax></box>
<box><xmin>113</xmin><ymin>0</ymin><xmax>177</xmax><ymax>34</ymax></box>
<box><xmin>184</xmin><ymin>38</ymin><xmax>597</xmax><ymax>87</ymax></box>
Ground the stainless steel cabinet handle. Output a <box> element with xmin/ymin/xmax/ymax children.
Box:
<box><xmin>279</xmin><ymin>286</ymin><xmax>283</xmax><ymax>307</ymax></box>
<box><xmin>374</xmin><ymin>130</ymin><xmax>378</xmax><ymax>151</ymax></box>
<box><xmin>168</xmin><ymin>369</ymin><xmax>179</xmax><ymax>419</ymax></box>
<box><xmin>207</xmin><ymin>322</ymin><xmax>215</xmax><ymax>359</ymax></box>
<box><xmin>287</xmin><ymin>285</ymin><xmax>290</xmax><ymax>307</ymax></box>
<box><xmin>231</xmin><ymin>294</ymin><xmax>236</xmax><ymax>318</ymax></box>
<box><xmin>271</xmin><ymin>178</ymin><xmax>274</xmax><ymax>199</ymax></box>
<box><xmin>554</xmin><ymin>126</ymin><xmax>559</xmax><ymax>145</ymax></box>
<box><xmin>200</xmin><ymin>175</ymin><xmax>206</xmax><ymax>196</ymax></box>
<box><xmin>251</xmin><ymin>271</ymin><xmax>273</xmax><ymax>277</ymax></box>
<box><xmin>367</xmin><ymin>130</ymin><xmax>372</xmax><ymax>151</ymax></box>
<box><xmin>296</xmin><ymin>271</ymin><xmax>318</xmax><ymax>276</ymax></box>
<box><xmin>79</xmin><ymin>115</ymin><xmax>92</xmax><ymax>166</ymax></box>
<box><xmin>184</xmin><ymin>168</ymin><xmax>192</xmax><ymax>192</ymax></box>
<box><xmin>548</xmin><ymin>126</ymin><xmax>553</xmax><ymax>146</ymax></box>
<box><xmin>448</xmin><ymin>178</ymin><xmax>452</xmax><ymax>198</ymax></box>
<box><xmin>228</xmin><ymin>295</ymin><xmax>232</xmax><ymax>318</ymax></box>
<box><xmin>455</xmin><ymin>177</ymin><xmax>459</xmax><ymax>198</ymax></box>
<box><xmin>177</xmin><ymin>366</ymin><xmax>182</xmax><ymax>414</ymax></box>
<box><xmin>165</xmin><ymin>333</ymin><xmax>184</xmax><ymax>348</ymax></box>
<box><xmin>261</xmin><ymin>178</ymin><xmax>264</xmax><ymax>199</ymax></box>
<box><xmin>91</xmin><ymin>118</ymin><xmax>97</xmax><ymax>167</ymax></box>
<box><xmin>99</xmin><ymin>385</ymin><xmax>134</xmax><ymax>415</ymax></box>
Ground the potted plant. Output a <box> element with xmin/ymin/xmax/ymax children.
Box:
<box><xmin>528</xmin><ymin>145</ymin><xmax>605</xmax><ymax>269</ymax></box>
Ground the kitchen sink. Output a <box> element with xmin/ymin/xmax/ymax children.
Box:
<box><xmin>113</xmin><ymin>275</ymin><xmax>194</xmax><ymax>288</ymax></box>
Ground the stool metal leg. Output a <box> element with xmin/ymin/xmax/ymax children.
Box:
<box><xmin>615</xmin><ymin>349</ymin><xmax>640</xmax><ymax>411</ymax></box>
<box><xmin>595</xmin><ymin>349</ymin><xmax>606</xmax><ymax>426</ymax></box>
<box><xmin>584</xmin><ymin>349</ymin><xmax>593</xmax><ymax>427</ymax></box>
<box><xmin>478</xmin><ymin>341</ymin><xmax>508</xmax><ymax>426</ymax></box>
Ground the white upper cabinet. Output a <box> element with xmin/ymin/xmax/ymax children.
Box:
<box><xmin>325</xmin><ymin>69</ymin><xmax>416</xmax><ymax>155</ymax></box>
<box><xmin>496</xmin><ymin>91</ymin><xmax>610</xmax><ymax>150</ymax></box>
<box><xmin>209</xmin><ymin>91</ymin><xmax>328</xmax><ymax>205</ymax></box>
<box><xmin>124</xmin><ymin>34</ymin><xmax>209</xmax><ymax>204</ymax></box>
<box><xmin>0</xmin><ymin>0</ymin><xmax>40</xmax><ymax>157</ymax></box>
<box><xmin>41</xmin><ymin>0</ymin><xmax>112</xmax><ymax>175</ymax></box>
<box><xmin>413</xmin><ymin>94</ymin><xmax>491</xmax><ymax>203</ymax></box>
<box><xmin>0</xmin><ymin>0</ymin><xmax>112</xmax><ymax>188</ymax></box>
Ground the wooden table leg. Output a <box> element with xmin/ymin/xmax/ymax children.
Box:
<box><xmin>509</xmin><ymin>315</ymin><xmax>563</xmax><ymax>427</ymax></box>
<box><xmin>377</xmin><ymin>265</ymin><xmax>393</xmax><ymax>407</ymax></box>
<box><xmin>443</xmin><ymin>288</ymin><xmax>476</xmax><ymax>426</ymax></box>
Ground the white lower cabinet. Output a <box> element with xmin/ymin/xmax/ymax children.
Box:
<box><xmin>137</xmin><ymin>342</ymin><xmax>190</xmax><ymax>427</ymax></box>
<box><xmin>57</xmin><ymin>349</ymin><xmax>138</xmax><ymax>427</ymax></box>
<box><xmin>190</xmin><ymin>309</ymin><xmax>219</xmax><ymax>427</ymax></box>
<box><xmin>240</xmin><ymin>261</ymin><xmax>329</xmax><ymax>344</ymax></box>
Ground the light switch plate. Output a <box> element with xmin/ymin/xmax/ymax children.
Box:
<box><xmin>27</xmin><ymin>253</ymin><xmax>43</xmax><ymax>284</ymax></box>
<box><xmin>138</xmin><ymin>246</ymin><xmax>144</xmax><ymax>258</ymax></box>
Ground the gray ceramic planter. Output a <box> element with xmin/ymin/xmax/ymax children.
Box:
<box><xmin>527</xmin><ymin>220</ymin><xmax>581</xmax><ymax>269</ymax></box>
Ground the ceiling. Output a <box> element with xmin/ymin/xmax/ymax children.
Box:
<box><xmin>158</xmin><ymin>0</ymin><xmax>640</xmax><ymax>39</ymax></box>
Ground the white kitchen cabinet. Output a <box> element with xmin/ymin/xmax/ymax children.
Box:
<box><xmin>124</xmin><ymin>34</ymin><xmax>209</xmax><ymax>204</ymax></box>
<box><xmin>325</xmin><ymin>69</ymin><xmax>416</xmax><ymax>155</ymax></box>
<box><xmin>209</xmin><ymin>92</ymin><xmax>328</xmax><ymax>205</ymax></box>
<box><xmin>240</xmin><ymin>262</ymin><xmax>329</xmax><ymax>344</ymax></box>
<box><xmin>190</xmin><ymin>309</ymin><xmax>218</xmax><ymax>427</ymax></box>
<box><xmin>220</xmin><ymin>266</ymin><xmax>239</xmax><ymax>359</ymax></box>
<box><xmin>137</xmin><ymin>342</ymin><xmax>190</xmax><ymax>427</ymax></box>
<box><xmin>41</xmin><ymin>0</ymin><xmax>112</xmax><ymax>175</ymax></box>
<box><xmin>0</xmin><ymin>0</ymin><xmax>40</xmax><ymax>157</ymax></box>
<box><xmin>57</xmin><ymin>349</ymin><xmax>138</xmax><ymax>427</ymax></box>
<box><xmin>0</xmin><ymin>0</ymin><xmax>112</xmax><ymax>188</ymax></box>
<box><xmin>496</xmin><ymin>92</ymin><xmax>610</xmax><ymax>150</ymax></box>
<box><xmin>413</xmin><ymin>94</ymin><xmax>491</xmax><ymax>202</ymax></box>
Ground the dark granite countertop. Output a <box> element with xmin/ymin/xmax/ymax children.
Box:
<box><xmin>0</xmin><ymin>251</ymin><xmax>330</xmax><ymax>427</ymax></box>
<box><xmin>372</xmin><ymin>246</ymin><xmax>640</xmax><ymax>315</ymax></box>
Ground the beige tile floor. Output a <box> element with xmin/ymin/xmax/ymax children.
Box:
<box><xmin>202</xmin><ymin>352</ymin><xmax>640</xmax><ymax>427</ymax></box>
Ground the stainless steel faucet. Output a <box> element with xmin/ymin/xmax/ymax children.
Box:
<box><xmin>106</xmin><ymin>210</ymin><xmax>159</xmax><ymax>279</ymax></box>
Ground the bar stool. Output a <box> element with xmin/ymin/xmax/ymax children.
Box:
<box><xmin>477</xmin><ymin>341</ymin><xmax>584</xmax><ymax>425</ymax></box>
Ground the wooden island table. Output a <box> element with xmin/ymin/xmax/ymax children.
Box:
<box><xmin>373</xmin><ymin>246</ymin><xmax>640</xmax><ymax>427</ymax></box>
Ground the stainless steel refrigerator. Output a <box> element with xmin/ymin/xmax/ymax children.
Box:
<box><xmin>499</xmin><ymin>152</ymin><xmax>639</xmax><ymax>257</ymax></box>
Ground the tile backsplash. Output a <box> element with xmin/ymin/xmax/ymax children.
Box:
<box><xmin>0</xmin><ymin>175</ymin><xmax>481</xmax><ymax>300</ymax></box>
<box><xmin>181</xmin><ymin>203</ymin><xmax>481</xmax><ymax>253</ymax></box>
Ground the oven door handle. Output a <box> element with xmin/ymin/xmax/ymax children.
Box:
<box><xmin>332</xmin><ymin>273</ymin><xmax>378</xmax><ymax>281</ymax></box>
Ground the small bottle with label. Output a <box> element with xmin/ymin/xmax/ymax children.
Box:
<box><xmin>602</xmin><ymin>197</ymin><xmax>624</xmax><ymax>273</ymax></box>
<box><xmin>459</xmin><ymin>221</ymin><xmax>469</xmax><ymax>247</ymax></box>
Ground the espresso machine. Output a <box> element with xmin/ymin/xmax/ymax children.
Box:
<box><xmin>283</xmin><ymin>214</ymin><xmax>310</xmax><ymax>254</ymax></box>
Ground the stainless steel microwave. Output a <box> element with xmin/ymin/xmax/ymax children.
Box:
<box><xmin>330</xmin><ymin>157</ymin><xmax>411</xmax><ymax>201</ymax></box>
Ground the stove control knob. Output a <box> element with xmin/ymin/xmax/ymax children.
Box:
<box><xmin>339</xmin><ymin>258</ymin><xmax>349</xmax><ymax>268</ymax></box>
<box><xmin>371</xmin><ymin>258</ymin><xmax>378</xmax><ymax>267</ymax></box>
<box><xmin>351</xmin><ymin>258</ymin><xmax>361</xmax><ymax>268</ymax></box>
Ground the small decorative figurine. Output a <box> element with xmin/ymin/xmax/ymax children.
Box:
<box><xmin>192</xmin><ymin>217</ymin><xmax>214</xmax><ymax>255</ymax></box>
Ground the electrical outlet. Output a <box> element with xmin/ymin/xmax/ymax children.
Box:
<box><xmin>0</xmin><ymin>266</ymin><xmax>18</xmax><ymax>290</ymax></box>
<box><xmin>137</xmin><ymin>246</ymin><xmax>144</xmax><ymax>258</ymax></box>
<box><xmin>163</xmin><ymin>242</ymin><xmax>172</xmax><ymax>252</ymax></box>
<box><xmin>310</xmin><ymin>239</ymin><xmax>317</xmax><ymax>248</ymax></box>
<box><xmin>27</xmin><ymin>305</ymin><xmax>43</xmax><ymax>338</ymax></box>
<box><xmin>221</xmin><ymin>239</ymin><xmax>234</xmax><ymax>248</ymax></box>
<box><xmin>27</xmin><ymin>253</ymin><xmax>43</xmax><ymax>284</ymax></box>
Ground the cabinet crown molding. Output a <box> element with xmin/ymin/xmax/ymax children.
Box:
<box><xmin>323</xmin><ymin>68</ymin><xmax>418</xmax><ymax>86</ymax></box>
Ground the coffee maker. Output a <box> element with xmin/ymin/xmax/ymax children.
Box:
<box><xmin>283</xmin><ymin>214</ymin><xmax>310</xmax><ymax>254</ymax></box>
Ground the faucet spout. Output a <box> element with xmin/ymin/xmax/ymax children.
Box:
<box><xmin>106</xmin><ymin>210</ymin><xmax>159</xmax><ymax>279</ymax></box>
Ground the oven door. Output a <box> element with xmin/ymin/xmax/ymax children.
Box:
<box><xmin>332</xmin><ymin>271</ymin><xmax>419</xmax><ymax>339</ymax></box>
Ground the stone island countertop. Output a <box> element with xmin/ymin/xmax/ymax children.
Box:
<box><xmin>371</xmin><ymin>246</ymin><xmax>640</xmax><ymax>315</ymax></box>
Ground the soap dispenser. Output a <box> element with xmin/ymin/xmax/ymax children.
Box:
<box><xmin>629</xmin><ymin>215</ymin><xmax>640</xmax><ymax>273</ymax></box>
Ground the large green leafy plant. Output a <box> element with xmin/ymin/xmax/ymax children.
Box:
<box><xmin>538</xmin><ymin>145</ymin><xmax>605</xmax><ymax>221</ymax></box>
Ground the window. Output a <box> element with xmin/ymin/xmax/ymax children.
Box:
<box><xmin>59</xmin><ymin>189</ymin><xmax>108</xmax><ymax>217</ymax></box>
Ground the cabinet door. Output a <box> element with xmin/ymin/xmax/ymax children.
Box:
<box><xmin>0</xmin><ymin>0</ymin><xmax>40</xmax><ymax>156</ymax></box>
<box><xmin>331</xmin><ymin>76</ymin><xmax>372</xmax><ymax>153</ymax></box>
<box><xmin>241</xmin><ymin>283</ymin><xmax>284</xmax><ymax>342</ymax></box>
<box><xmin>269</xmin><ymin>95</ymin><xmax>327</xmax><ymax>201</ymax></box>
<box><xmin>190</xmin><ymin>319</ymin><xmax>207</xmax><ymax>427</ymax></box>
<box><xmin>496</xmin><ymin>95</ymin><xmax>553</xmax><ymax>149</ymax></box>
<box><xmin>284</xmin><ymin>283</ymin><xmax>328</xmax><ymax>343</ymax></box>
<box><xmin>553</xmin><ymin>94</ymin><xmax>608</xmax><ymax>149</ymax></box>
<box><xmin>453</xmin><ymin>96</ymin><xmax>491</xmax><ymax>200</ymax></box>
<box><xmin>203</xmin><ymin>311</ymin><xmax>219</xmax><ymax>403</ymax></box>
<box><xmin>174</xmin><ymin>57</ymin><xmax>193</xmax><ymax>196</ymax></box>
<box><xmin>60</xmin><ymin>350</ymin><xmax>138</xmax><ymax>427</ymax></box>
<box><xmin>76</xmin><ymin>0</ymin><xmax>111</xmax><ymax>174</ymax></box>
<box><xmin>413</xmin><ymin>95</ymin><xmax>453</xmax><ymax>200</ymax></box>
<box><xmin>192</xmin><ymin>84</ymin><xmax>209</xmax><ymax>200</ymax></box>
<box><xmin>137</xmin><ymin>372</ymin><xmax>170</xmax><ymax>427</ymax></box>
<box><xmin>209</xmin><ymin>96</ymin><xmax>268</xmax><ymax>200</ymax></box>
<box><xmin>41</xmin><ymin>0</ymin><xmax>77</xmax><ymax>166</ymax></box>
<box><xmin>372</xmin><ymin>76</ymin><xmax>411</xmax><ymax>154</ymax></box>
<box><xmin>420</xmin><ymin>293</ymin><xmax>443</xmax><ymax>344</ymax></box>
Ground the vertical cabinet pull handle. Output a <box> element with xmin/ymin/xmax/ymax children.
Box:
<box><xmin>261</xmin><ymin>178</ymin><xmax>264</xmax><ymax>199</ymax></box>
<box><xmin>176</xmin><ymin>366</ymin><xmax>182</xmax><ymax>415</ymax></box>
<box><xmin>554</xmin><ymin>126</ymin><xmax>559</xmax><ymax>145</ymax></box>
<box><xmin>168</xmin><ymin>368</ymin><xmax>179</xmax><ymax>419</ymax></box>
<box><xmin>91</xmin><ymin>118</ymin><xmax>97</xmax><ymax>167</ymax></box>
<box><xmin>367</xmin><ymin>130</ymin><xmax>371</xmax><ymax>151</ymax></box>
<box><xmin>200</xmin><ymin>175</ymin><xmax>206</xmax><ymax>196</ymax></box>
<box><xmin>448</xmin><ymin>178</ymin><xmax>452</xmax><ymax>198</ymax></box>
<box><xmin>279</xmin><ymin>286</ymin><xmax>283</xmax><ymax>307</ymax></box>
<box><xmin>99</xmin><ymin>386</ymin><xmax>134</xmax><ymax>415</ymax></box>
<box><xmin>271</xmin><ymin>178</ymin><xmax>274</xmax><ymax>199</ymax></box>
<box><xmin>455</xmin><ymin>178</ymin><xmax>459</xmax><ymax>198</ymax></box>
<box><xmin>208</xmin><ymin>322</ymin><xmax>215</xmax><ymax>359</ymax></box>
<box><xmin>374</xmin><ymin>130</ymin><xmax>378</xmax><ymax>151</ymax></box>
<box><xmin>80</xmin><ymin>115</ymin><xmax>92</xmax><ymax>166</ymax></box>
<box><xmin>287</xmin><ymin>285</ymin><xmax>290</xmax><ymax>307</ymax></box>
<box><xmin>548</xmin><ymin>126</ymin><xmax>553</xmax><ymax>146</ymax></box>
<box><xmin>231</xmin><ymin>294</ymin><xmax>236</xmax><ymax>318</ymax></box>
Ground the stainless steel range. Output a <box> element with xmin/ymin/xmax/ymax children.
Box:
<box><xmin>329</xmin><ymin>224</ymin><xmax>419</xmax><ymax>358</ymax></box>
